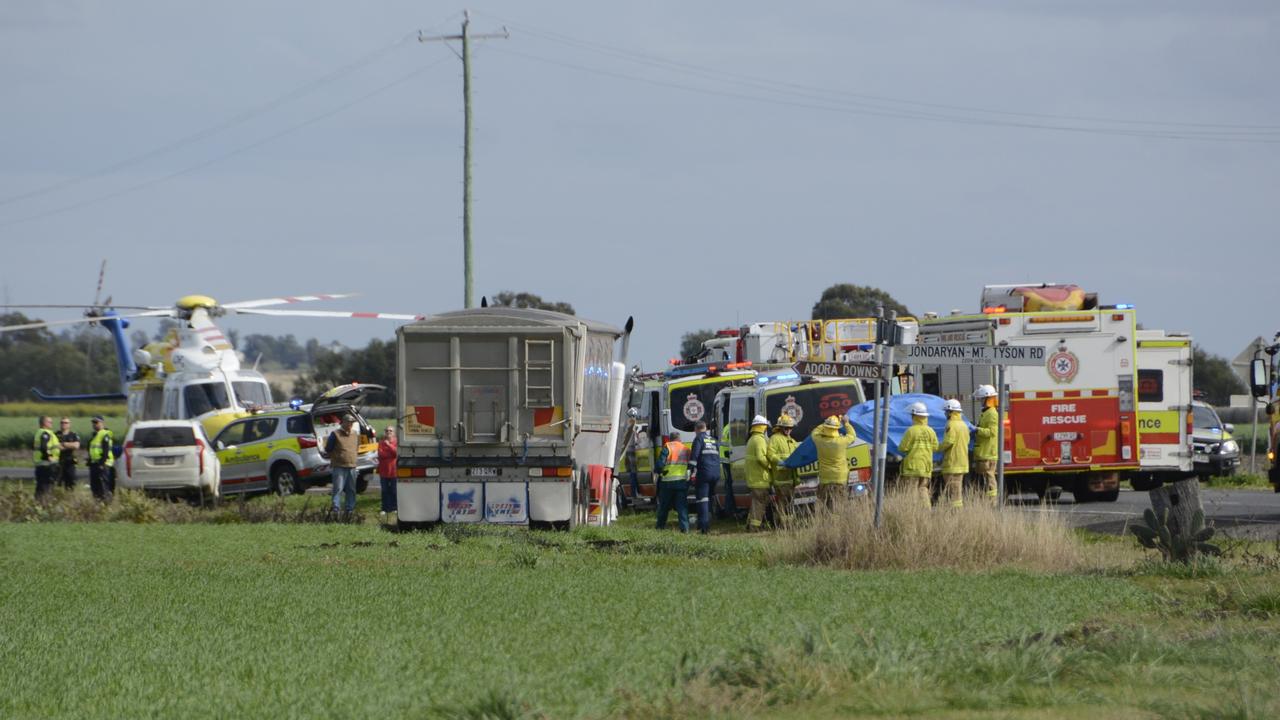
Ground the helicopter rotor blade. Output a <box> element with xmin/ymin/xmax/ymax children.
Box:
<box><xmin>0</xmin><ymin>309</ymin><xmax>174</xmax><ymax>334</ymax></box>
<box><xmin>221</xmin><ymin>293</ymin><xmax>358</xmax><ymax>310</ymax></box>
<box><xmin>231</xmin><ymin>308</ymin><xmax>425</xmax><ymax>321</ymax></box>
<box><xmin>0</xmin><ymin>304</ymin><xmax>159</xmax><ymax>310</ymax></box>
<box><xmin>92</xmin><ymin>259</ymin><xmax>107</xmax><ymax>308</ymax></box>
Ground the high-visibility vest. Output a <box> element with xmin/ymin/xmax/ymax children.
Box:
<box><xmin>89</xmin><ymin>428</ymin><xmax>115</xmax><ymax>467</ymax></box>
<box><xmin>719</xmin><ymin>426</ymin><xmax>732</xmax><ymax>461</ymax></box>
<box><xmin>660</xmin><ymin>440</ymin><xmax>690</xmax><ymax>481</ymax></box>
<box><xmin>33</xmin><ymin>428</ymin><xmax>60</xmax><ymax>465</ymax></box>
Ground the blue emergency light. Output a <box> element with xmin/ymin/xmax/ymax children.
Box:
<box><xmin>289</xmin><ymin>398</ymin><xmax>304</xmax><ymax>409</ymax></box>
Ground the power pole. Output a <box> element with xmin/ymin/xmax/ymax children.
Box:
<box><xmin>420</xmin><ymin>11</ymin><xmax>509</xmax><ymax>309</ymax></box>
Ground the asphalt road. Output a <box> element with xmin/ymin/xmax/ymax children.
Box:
<box><xmin>1008</xmin><ymin>487</ymin><xmax>1280</xmax><ymax>540</ymax></box>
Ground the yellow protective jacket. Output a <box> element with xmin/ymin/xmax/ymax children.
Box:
<box><xmin>939</xmin><ymin>415</ymin><xmax>970</xmax><ymax>475</ymax></box>
<box><xmin>768</xmin><ymin>432</ymin><xmax>799</xmax><ymax>487</ymax></box>
<box><xmin>899</xmin><ymin>418</ymin><xmax>938</xmax><ymax>478</ymax></box>
<box><xmin>974</xmin><ymin>406</ymin><xmax>999</xmax><ymax>461</ymax></box>
<box><xmin>812</xmin><ymin>417</ymin><xmax>855</xmax><ymax>485</ymax></box>
<box><xmin>744</xmin><ymin>428</ymin><xmax>772</xmax><ymax>489</ymax></box>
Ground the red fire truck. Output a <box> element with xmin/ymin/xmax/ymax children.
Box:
<box><xmin>915</xmin><ymin>285</ymin><xmax>1139</xmax><ymax>502</ymax></box>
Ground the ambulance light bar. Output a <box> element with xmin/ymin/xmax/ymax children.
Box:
<box><xmin>982</xmin><ymin>306</ymin><xmax>1007</xmax><ymax>314</ymax></box>
<box><xmin>755</xmin><ymin>371</ymin><xmax>799</xmax><ymax>387</ymax></box>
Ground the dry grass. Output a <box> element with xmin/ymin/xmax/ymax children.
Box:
<box><xmin>767</xmin><ymin>490</ymin><xmax>1091</xmax><ymax>573</ymax></box>
<box><xmin>0</xmin><ymin>485</ymin><xmax>362</xmax><ymax>525</ymax></box>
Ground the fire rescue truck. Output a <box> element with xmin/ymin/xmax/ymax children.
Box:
<box><xmin>713</xmin><ymin>369</ymin><xmax>872</xmax><ymax>509</ymax></box>
<box><xmin>695</xmin><ymin>318</ymin><xmax>918</xmax><ymax>366</ymax></box>
<box><xmin>916</xmin><ymin>284</ymin><xmax>1139</xmax><ymax>503</ymax></box>
<box><xmin>394</xmin><ymin>308</ymin><xmax>632</xmax><ymax>528</ymax></box>
<box><xmin>1127</xmin><ymin>330</ymin><xmax>1195</xmax><ymax>490</ymax></box>
<box><xmin>616</xmin><ymin>361</ymin><xmax>757</xmax><ymax>504</ymax></box>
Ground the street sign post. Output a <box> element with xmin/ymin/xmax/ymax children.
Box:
<box><xmin>899</xmin><ymin>344</ymin><xmax>1046</xmax><ymax>366</ymax></box>
<box><xmin>792</xmin><ymin>359</ymin><xmax>885</xmax><ymax>380</ymax></box>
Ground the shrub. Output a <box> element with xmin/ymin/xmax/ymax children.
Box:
<box><xmin>766</xmin><ymin>491</ymin><xmax>1086</xmax><ymax>573</ymax></box>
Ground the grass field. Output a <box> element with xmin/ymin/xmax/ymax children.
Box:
<box><xmin>2</xmin><ymin>510</ymin><xmax>1279</xmax><ymax>719</ymax></box>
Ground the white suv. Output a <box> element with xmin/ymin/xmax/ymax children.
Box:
<box><xmin>120</xmin><ymin>420</ymin><xmax>220</xmax><ymax>501</ymax></box>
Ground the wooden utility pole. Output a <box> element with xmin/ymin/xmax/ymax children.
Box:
<box><xmin>419</xmin><ymin>11</ymin><xmax>508</xmax><ymax>309</ymax></box>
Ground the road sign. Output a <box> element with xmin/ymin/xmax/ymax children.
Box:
<box><xmin>792</xmin><ymin>360</ymin><xmax>885</xmax><ymax>380</ymax></box>
<box><xmin>900</xmin><ymin>344</ymin><xmax>1046</xmax><ymax>366</ymax></box>
<box><xmin>1231</xmin><ymin>337</ymin><xmax>1266</xmax><ymax>384</ymax></box>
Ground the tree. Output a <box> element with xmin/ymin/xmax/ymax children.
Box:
<box><xmin>292</xmin><ymin>339</ymin><xmax>396</xmax><ymax>405</ymax></box>
<box><xmin>490</xmin><ymin>291</ymin><xmax>575</xmax><ymax>315</ymax></box>
<box><xmin>811</xmin><ymin>284</ymin><xmax>910</xmax><ymax>320</ymax></box>
<box><xmin>680</xmin><ymin>328</ymin><xmax>717</xmax><ymax>361</ymax></box>
<box><xmin>1193</xmin><ymin>345</ymin><xmax>1245</xmax><ymax>406</ymax></box>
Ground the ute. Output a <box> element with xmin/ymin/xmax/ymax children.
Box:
<box><xmin>395</xmin><ymin>308</ymin><xmax>633</xmax><ymax>528</ymax></box>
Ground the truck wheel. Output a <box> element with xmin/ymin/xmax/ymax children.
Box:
<box><xmin>269</xmin><ymin>463</ymin><xmax>301</xmax><ymax>497</ymax></box>
<box><xmin>356</xmin><ymin>472</ymin><xmax>369</xmax><ymax>494</ymax></box>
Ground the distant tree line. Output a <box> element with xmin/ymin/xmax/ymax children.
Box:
<box><xmin>0</xmin><ymin>313</ymin><xmax>123</xmax><ymax>402</ymax></box>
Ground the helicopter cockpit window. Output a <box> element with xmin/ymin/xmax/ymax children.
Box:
<box><xmin>184</xmin><ymin>383</ymin><xmax>231</xmax><ymax>416</ymax></box>
<box><xmin>232</xmin><ymin>381</ymin><xmax>271</xmax><ymax>407</ymax></box>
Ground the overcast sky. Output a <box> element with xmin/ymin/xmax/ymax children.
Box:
<box><xmin>2</xmin><ymin>1</ymin><xmax>1277</xmax><ymax>368</ymax></box>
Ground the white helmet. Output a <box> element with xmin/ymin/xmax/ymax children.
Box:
<box><xmin>944</xmin><ymin>398</ymin><xmax>963</xmax><ymax>413</ymax></box>
<box><xmin>909</xmin><ymin>402</ymin><xmax>929</xmax><ymax>417</ymax></box>
<box><xmin>751</xmin><ymin>414</ymin><xmax>769</xmax><ymax>427</ymax></box>
<box><xmin>974</xmin><ymin>384</ymin><xmax>997</xmax><ymax>400</ymax></box>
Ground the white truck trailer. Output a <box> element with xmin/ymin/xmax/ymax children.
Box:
<box><xmin>395</xmin><ymin>308</ymin><xmax>632</xmax><ymax>529</ymax></box>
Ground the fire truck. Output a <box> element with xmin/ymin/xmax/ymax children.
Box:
<box><xmin>694</xmin><ymin>318</ymin><xmax>918</xmax><ymax>366</ymax></box>
<box><xmin>394</xmin><ymin>308</ymin><xmax>632</xmax><ymax>528</ymax></box>
<box><xmin>916</xmin><ymin>285</ymin><xmax>1139</xmax><ymax>502</ymax></box>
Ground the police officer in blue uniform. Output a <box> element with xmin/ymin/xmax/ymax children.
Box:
<box><xmin>687</xmin><ymin>420</ymin><xmax>722</xmax><ymax>534</ymax></box>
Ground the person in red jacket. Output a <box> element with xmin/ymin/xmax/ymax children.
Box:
<box><xmin>377</xmin><ymin>425</ymin><xmax>398</xmax><ymax>518</ymax></box>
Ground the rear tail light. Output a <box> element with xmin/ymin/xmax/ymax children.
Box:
<box><xmin>397</xmin><ymin>467</ymin><xmax>439</xmax><ymax>478</ymax></box>
<box><xmin>1002</xmin><ymin>416</ymin><xmax>1012</xmax><ymax>451</ymax></box>
<box><xmin>124</xmin><ymin>441</ymin><xmax>134</xmax><ymax>476</ymax></box>
<box><xmin>528</xmin><ymin>467</ymin><xmax>573</xmax><ymax>477</ymax></box>
<box><xmin>195</xmin><ymin>439</ymin><xmax>205</xmax><ymax>476</ymax></box>
<box><xmin>298</xmin><ymin>435</ymin><xmax>318</xmax><ymax>449</ymax></box>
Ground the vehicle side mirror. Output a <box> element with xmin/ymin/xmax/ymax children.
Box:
<box><xmin>1250</xmin><ymin>358</ymin><xmax>1269</xmax><ymax>398</ymax></box>
<box><xmin>1224</xmin><ymin>423</ymin><xmax>1235</xmax><ymax>435</ymax></box>
<box><xmin>216</xmin><ymin>441</ymin><xmax>225</xmax><ymax>451</ymax></box>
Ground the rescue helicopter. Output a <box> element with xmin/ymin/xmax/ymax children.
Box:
<box><xmin>0</xmin><ymin>290</ymin><xmax>423</xmax><ymax>439</ymax></box>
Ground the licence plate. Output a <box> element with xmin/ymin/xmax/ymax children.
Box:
<box><xmin>1052</xmin><ymin>432</ymin><xmax>1076</xmax><ymax>442</ymax></box>
<box><xmin>468</xmin><ymin>467</ymin><xmax>499</xmax><ymax>477</ymax></box>
<box><xmin>153</xmin><ymin>456</ymin><xmax>177</xmax><ymax>465</ymax></box>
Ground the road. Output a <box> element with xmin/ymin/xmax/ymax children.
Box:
<box><xmin>1008</xmin><ymin>487</ymin><xmax>1280</xmax><ymax>540</ymax></box>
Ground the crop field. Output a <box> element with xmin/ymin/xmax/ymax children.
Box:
<box><xmin>2</xmin><ymin>503</ymin><xmax>1279</xmax><ymax>719</ymax></box>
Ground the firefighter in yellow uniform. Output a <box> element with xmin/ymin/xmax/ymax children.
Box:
<box><xmin>973</xmin><ymin>384</ymin><xmax>1000</xmax><ymax>503</ymax></box>
<box><xmin>33</xmin><ymin>416</ymin><xmax>61</xmax><ymax>500</ymax></box>
<box><xmin>812</xmin><ymin>415</ymin><xmax>855</xmax><ymax>509</ymax></box>
<box><xmin>768</xmin><ymin>414</ymin><xmax>800</xmax><ymax>522</ymax></box>
<box><xmin>939</xmin><ymin>399</ymin><xmax>970</xmax><ymax>508</ymax></box>
<box><xmin>899</xmin><ymin>402</ymin><xmax>939</xmax><ymax>507</ymax></box>
<box><xmin>744</xmin><ymin>415</ymin><xmax>772</xmax><ymax>531</ymax></box>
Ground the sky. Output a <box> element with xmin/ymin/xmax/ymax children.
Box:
<box><xmin>2</xmin><ymin>0</ymin><xmax>1277</xmax><ymax>369</ymax></box>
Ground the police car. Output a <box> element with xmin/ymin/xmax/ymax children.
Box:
<box><xmin>212</xmin><ymin>384</ymin><xmax>382</xmax><ymax>496</ymax></box>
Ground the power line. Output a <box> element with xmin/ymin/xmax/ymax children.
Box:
<box><xmin>476</xmin><ymin>12</ymin><xmax>1280</xmax><ymax>139</ymax></box>
<box><xmin>0</xmin><ymin>16</ymin><xmax>464</xmax><ymax>210</ymax></box>
<box><xmin>486</xmin><ymin>45</ymin><xmax>1280</xmax><ymax>145</ymax></box>
<box><xmin>0</xmin><ymin>57</ymin><xmax>452</xmax><ymax>230</ymax></box>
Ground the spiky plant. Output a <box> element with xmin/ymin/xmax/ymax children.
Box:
<box><xmin>1130</xmin><ymin>507</ymin><xmax>1220</xmax><ymax>563</ymax></box>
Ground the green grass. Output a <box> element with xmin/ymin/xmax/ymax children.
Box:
<box><xmin>1202</xmin><ymin>472</ymin><xmax>1272</xmax><ymax>490</ymax></box>
<box><xmin>0</xmin><ymin>522</ymin><xmax>1148</xmax><ymax>719</ymax></box>
<box><xmin>0</xmin><ymin>414</ymin><xmax>126</xmax><ymax>455</ymax></box>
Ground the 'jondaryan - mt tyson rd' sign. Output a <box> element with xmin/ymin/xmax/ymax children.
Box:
<box><xmin>899</xmin><ymin>344</ymin><xmax>1047</xmax><ymax>366</ymax></box>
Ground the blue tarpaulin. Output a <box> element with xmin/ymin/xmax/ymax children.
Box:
<box><xmin>782</xmin><ymin>393</ymin><xmax>974</xmax><ymax>468</ymax></box>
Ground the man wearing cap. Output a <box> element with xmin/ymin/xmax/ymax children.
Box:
<box><xmin>55</xmin><ymin>417</ymin><xmax>81</xmax><ymax>490</ymax></box>
<box><xmin>812</xmin><ymin>415</ymin><xmax>855</xmax><ymax>509</ymax></box>
<box><xmin>744</xmin><ymin>415</ymin><xmax>772</xmax><ymax>531</ymax></box>
<box><xmin>687</xmin><ymin>420</ymin><xmax>721</xmax><ymax>534</ymax></box>
<box><xmin>86</xmin><ymin>416</ymin><xmax>116</xmax><ymax>501</ymax></box>
<box><xmin>324</xmin><ymin>413</ymin><xmax>361</xmax><ymax>514</ymax></box>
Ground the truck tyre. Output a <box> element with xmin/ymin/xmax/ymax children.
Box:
<box><xmin>270</xmin><ymin>462</ymin><xmax>301</xmax><ymax>497</ymax></box>
<box><xmin>356</xmin><ymin>471</ymin><xmax>370</xmax><ymax>494</ymax></box>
